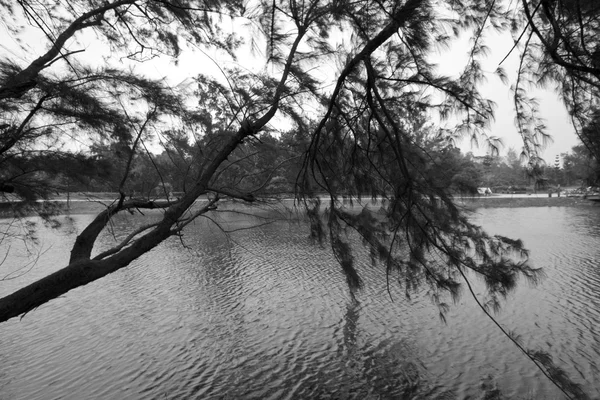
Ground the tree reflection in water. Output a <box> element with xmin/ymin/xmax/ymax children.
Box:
<box><xmin>340</xmin><ymin>297</ymin><xmax>427</xmax><ymax>398</ymax></box>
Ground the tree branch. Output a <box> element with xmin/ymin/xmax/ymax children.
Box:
<box><xmin>0</xmin><ymin>93</ymin><xmax>50</xmax><ymax>156</ymax></box>
<box><xmin>206</xmin><ymin>187</ymin><xmax>255</xmax><ymax>202</ymax></box>
<box><xmin>69</xmin><ymin>199</ymin><xmax>174</xmax><ymax>263</ymax></box>
<box><xmin>0</xmin><ymin>0</ymin><xmax>135</xmax><ymax>99</ymax></box>
<box><xmin>93</xmin><ymin>221</ymin><xmax>161</xmax><ymax>260</ymax></box>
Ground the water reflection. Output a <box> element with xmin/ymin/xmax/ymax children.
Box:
<box><xmin>0</xmin><ymin>206</ymin><xmax>599</xmax><ymax>399</ymax></box>
<box><xmin>343</xmin><ymin>298</ymin><xmax>360</xmax><ymax>352</ymax></box>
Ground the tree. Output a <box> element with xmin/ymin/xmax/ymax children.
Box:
<box><xmin>0</xmin><ymin>0</ymin><xmax>527</xmax><ymax>315</ymax></box>
<box><xmin>501</xmin><ymin>148</ymin><xmax>528</xmax><ymax>187</ymax></box>
<box><xmin>0</xmin><ymin>2</ymin><xmax>591</xmax><ymax>397</ymax></box>
<box><xmin>472</xmin><ymin>148</ymin><xmax>529</xmax><ymax>190</ymax></box>
<box><xmin>514</xmin><ymin>0</ymin><xmax>600</xmax><ymax>162</ymax></box>
<box><xmin>579</xmin><ymin>109</ymin><xmax>600</xmax><ymax>161</ymax></box>
<box><xmin>562</xmin><ymin>144</ymin><xmax>599</xmax><ymax>186</ymax></box>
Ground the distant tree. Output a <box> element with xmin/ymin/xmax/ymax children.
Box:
<box><xmin>418</xmin><ymin>137</ymin><xmax>482</xmax><ymax>195</ymax></box>
<box><xmin>486</xmin><ymin>148</ymin><xmax>528</xmax><ymax>188</ymax></box>
<box><xmin>275</xmin><ymin>128</ymin><xmax>312</xmax><ymax>194</ymax></box>
<box><xmin>153</xmin><ymin>131</ymin><xmax>198</xmax><ymax>193</ymax></box>
<box><xmin>562</xmin><ymin>144</ymin><xmax>599</xmax><ymax>186</ymax></box>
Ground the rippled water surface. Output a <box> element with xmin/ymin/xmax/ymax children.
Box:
<box><xmin>1</xmin><ymin>205</ymin><xmax>600</xmax><ymax>399</ymax></box>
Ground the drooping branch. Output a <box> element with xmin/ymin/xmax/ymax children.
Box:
<box><xmin>364</xmin><ymin>59</ymin><xmax>411</xmax><ymax>181</ymax></box>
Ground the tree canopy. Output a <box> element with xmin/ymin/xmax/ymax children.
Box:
<box><xmin>0</xmin><ymin>1</ymin><xmax>597</xmax><ymax>397</ymax></box>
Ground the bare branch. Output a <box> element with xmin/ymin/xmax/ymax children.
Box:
<box><xmin>69</xmin><ymin>199</ymin><xmax>175</xmax><ymax>263</ymax></box>
<box><xmin>93</xmin><ymin>221</ymin><xmax>161</xmax><ymax>260</ymax></box>
<box><xmin>206</xmin><ymin>187</ymin><xmax>255</xmax><ymax>202</ymax></box>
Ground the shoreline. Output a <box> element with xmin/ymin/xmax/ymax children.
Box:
<box><xmin>457</xmin><ymin>195</ymin><xmax>598</xmax><ymax>209</ymax></box>
<box><xmin>1</xmin><ymin>195</ymin><xmax>598</xmax><ymax>218</ymax></box>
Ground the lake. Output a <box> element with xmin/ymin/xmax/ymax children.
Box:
<box><xmin>1</xmin><ymin>205</ymin><xmax>599</xmax><ymax>399</ymax></box>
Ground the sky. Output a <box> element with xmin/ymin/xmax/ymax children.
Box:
<box><xmin>1</xmin><ymin>10</ymin><xmax>581</xmax><ymax>165</ymax></box>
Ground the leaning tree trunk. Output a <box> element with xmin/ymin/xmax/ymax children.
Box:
<box><xmin>0</xmin><ymin>2</ymin><xmax>418</xmax><ymax>323</ymax></box>
<box><xmin>0</xmin><ymin>259</ymin><xmax>119</xmax><ymax>322</ymax></box>
<box><xmin>0</xmin><ymin>223</ymin><xmax>170</xmax><ymax>322</ymax></box>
